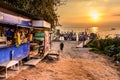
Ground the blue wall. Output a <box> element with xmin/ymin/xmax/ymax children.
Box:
<box><xmin>0</xmin><ymin>43</ymin><xmax>30</xmax><ymax>64</ymax></box>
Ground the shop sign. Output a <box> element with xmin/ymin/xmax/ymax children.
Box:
<box><xmin>3</xmin><ymin>13</ymin><xmax>19</xmax><ymax>24</ymax></box>
<box><xmin>19</xmin><ymin>17</ymin><xmax>32</xmax><ymax>26</ymax></box>
<box><xmin>32</xmin><ymin>20</ymin><xmax>51</xmax><ymax>28</ymax></box>
<box><xmin>21</xmin><ymin>20</ymin><xmax>32</xmax><ymax>26</ymax></box>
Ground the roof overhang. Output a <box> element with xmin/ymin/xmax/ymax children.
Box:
<box><xmin>32</xmin><ymin>20</ymin><xmax>51</xmax><ymax>29</ymax></box>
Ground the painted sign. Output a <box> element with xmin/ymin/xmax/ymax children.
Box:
<box><xmin>19</xmin><ymin>17</ymin><xmax>32</xmax><ymax>26</ymax></box>
<box><xmin>44</xmin><ymin>31</ymin><xmax>50</xmax><ymax>54</ymax></box>
<box><xmin>3</xmin><ymin>13</ymin><xmax>19</xmax><ymax>24</ymax></box>
<box><xmin>0</xmin><ymin>11</ymin><xmax>32</xmax><ymax>26</ymax></box>
<box><xmin>21</xmin><ymin>20</ymin><xmax>32</xmax><ymax>26</ymax></box>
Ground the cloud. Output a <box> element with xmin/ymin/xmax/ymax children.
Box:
<box><xmin>112</xmin><ymin>14</ymin><xmax>120</xmax><ymax>16</ymax></box>
<box><xmin>58</xmin><ymin>0</ymin><xmax>120</xmax><ymax>24</ymax></box>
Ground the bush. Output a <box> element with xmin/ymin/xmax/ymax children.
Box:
<box><xmin>90</xmin><ymin>48</ymin><xmax>100</xmax><ymax>51</ymax></box>
<box><xmin>113</xmin><ymin>53</ymin><xmax>120</xmax><ymax>61</ymax></box>
<box><xmin>88</xmin><ymin>37</ymin><xmax>120</xmax><ymax>62</ymax></box>
<box><xmin>89</xmin><ymin>48</ymin><xmax>103</xmax><ymax>54</ymax></box>
<box><xmin>104</xmin><ymin>45</ymin><xmax>117</xmax><ymax>57</ymax></box>
<box><xmin>87</xmin><ymin>37</ymin><xmax>98</xmax><ymax>48</ymax></box>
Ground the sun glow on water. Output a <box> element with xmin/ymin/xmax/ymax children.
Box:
<box><xmin>91</xmin><ymin>27</ymin><xmax>98</xmax><ymax>33</ymax></box>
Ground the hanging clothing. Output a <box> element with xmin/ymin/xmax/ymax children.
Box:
<box><xmin>6</xmin><ymin>29</ymin><xmax>14</xmax><ymax>40</ymax></box>
<box><xmin>14</xmin><ymin>31</ymin><xmax>21</xmax><ymax>47</ymax></box>
<box><xmin>29</xmin><ymin>33</ymin><xmax>33</xmax><ymax>41</ymax></box>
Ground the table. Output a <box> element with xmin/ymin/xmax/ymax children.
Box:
<box><xmin>46</xmin><ymin>50</ymin><xmax>60</xmax><ymax>60</ymax></box>
<box><xmin>0</xmin><ymin>60</ymin><xmax>19</xmax><ymax>78</ymax></box>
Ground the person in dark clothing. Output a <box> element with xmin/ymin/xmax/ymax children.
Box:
<box><xmin>60</xmin><ymin>42</ymin><xmax>64</xmax><ymax>51</ymax></box>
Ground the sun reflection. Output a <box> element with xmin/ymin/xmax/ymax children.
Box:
<box><xmin>91</xmin><ymin>27</ymin><xmax>98</xmax><ymax>33</ymax></box>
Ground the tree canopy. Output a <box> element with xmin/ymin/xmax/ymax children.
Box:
<box><xmin>2</xmin><ymin>0</ymin><xmax>66</xmax><ymax>29</ymax></box>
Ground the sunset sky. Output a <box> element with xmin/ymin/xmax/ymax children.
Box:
<box><xmin>58</xmin><ymin>0</ymin><xmax>120</xmax><ymax>27</ymax></box>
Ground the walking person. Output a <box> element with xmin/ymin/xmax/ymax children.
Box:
<box><xmin>57</xmin><ymin>42</ymin><xmax>64</xmax><ymax>60</ymax></box>
<box><xmin>60</xmin><ymin>42</ymin><xmax>64</xmax><ymax>52</ymax></box>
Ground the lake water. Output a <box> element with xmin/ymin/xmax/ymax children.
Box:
<box><xmin>60</xmin><ymin>26</ymin><xmax>120</xmax><ymax>38</ymax></box>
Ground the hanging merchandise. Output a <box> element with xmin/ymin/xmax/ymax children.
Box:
<box><xmin>0</xmin><ymin>26</ymin><xmax>2</xmax><ymax>36</ymax></box>
<box><xmin>29</xmin><ymin>33</ymin><xmax>33</xmax><ymax>41</ymax></box>
<box><xmin>20</xmin><ymin>30</ymin><xmax>26</xmax><ymax>43</ymax></box>
<box><xmin>14</xmin><ymin>30</ymin><xmax>21</xmax><ymax>47</ymax></box>
<box><xmin>34</xmin><ymin>32</ymin><xmax>44</xmax><ymax>41</ymax></box>
<box><xmin>5</xmin><ymin>28</ymin><xmax>14</xmax><ymax>40</ymax></box>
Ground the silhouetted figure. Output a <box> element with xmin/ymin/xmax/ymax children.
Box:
<box><xmin>60</xmin><ymin>42</ymin><xmax>64</xmax><ymax>51</ymax></box>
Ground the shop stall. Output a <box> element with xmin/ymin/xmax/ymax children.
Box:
<box><xmin>0</xmin><ymin>11</ymin><xmax>32</xmax><ymax>64</ymax></box>
<box><xmin>30</xmin><ymin>20</ymin><xmax>51</xmax><ymax>58</ymax></box>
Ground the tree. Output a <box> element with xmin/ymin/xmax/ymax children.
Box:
<box><xmin>2</xmin><ymin>0</ymin><xmax>66</xmax><ymax>29</ymax></box>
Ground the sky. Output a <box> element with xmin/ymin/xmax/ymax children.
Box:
<box><xmin>57</xmin><ymin>0</ymin><xmax>120</xmax><ymax>27</ymax></box>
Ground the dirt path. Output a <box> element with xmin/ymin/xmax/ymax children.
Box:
<box><xmin>7</xmin><ymin>41</ymin><xmax>120</xmax><ymax>80</ymax></box>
